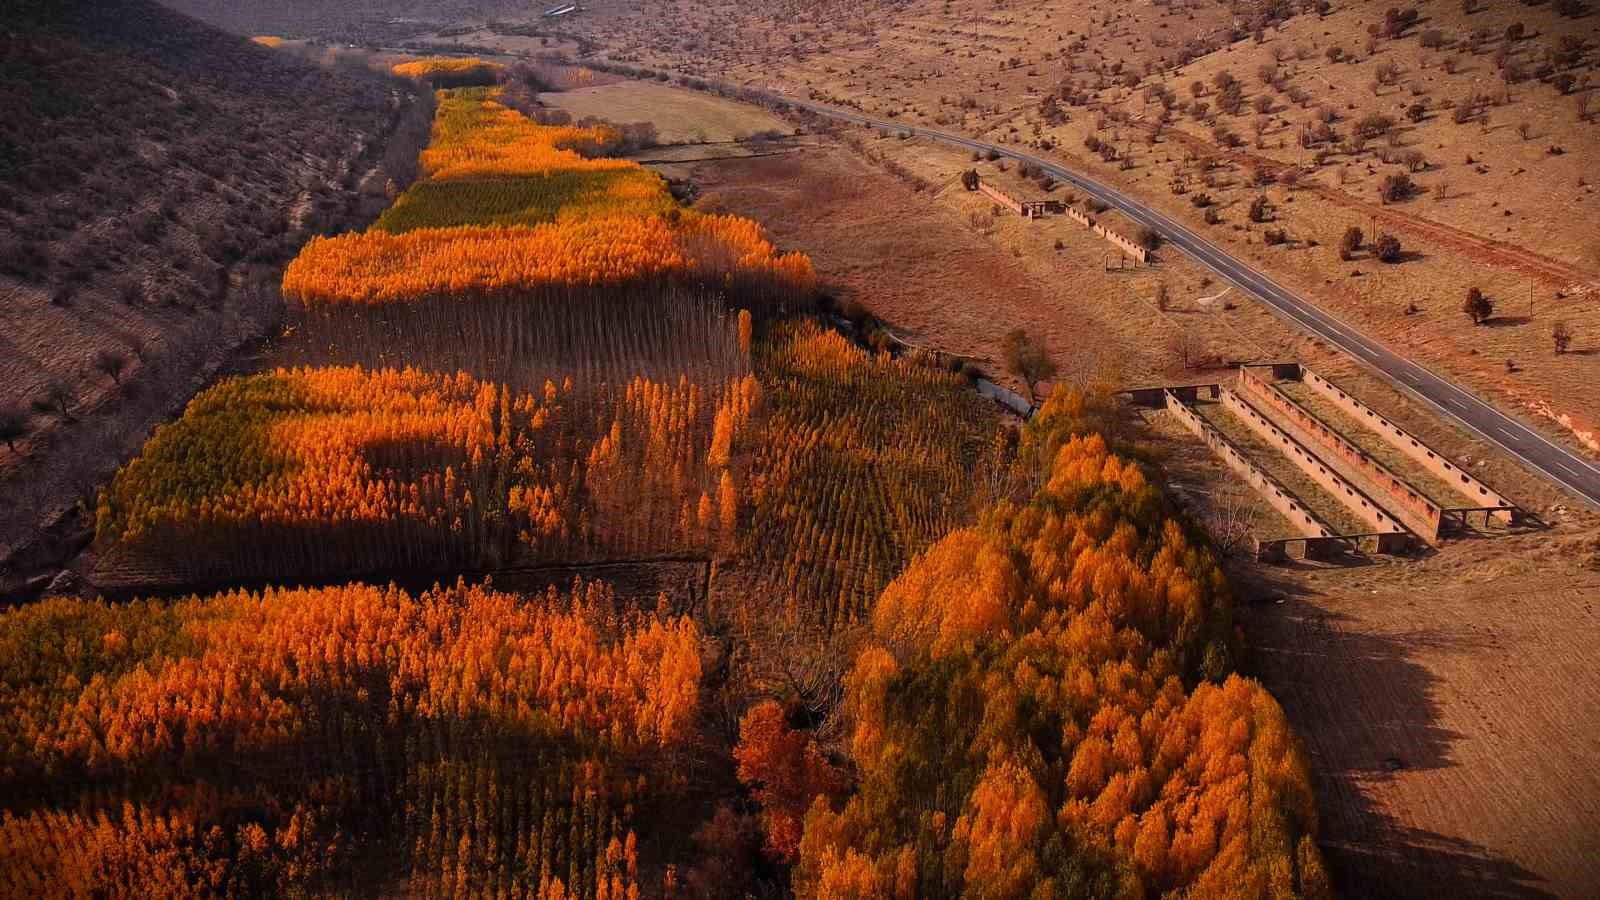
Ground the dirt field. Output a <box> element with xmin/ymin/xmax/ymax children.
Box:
<box><xmin>539</xmin><ymin>80</ymin><xmax>795</xmax><ymax>143</ymax></box>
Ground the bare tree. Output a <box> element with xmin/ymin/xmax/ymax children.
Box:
<box><xmin>1553</xmin><ymin>320</ymin><xmax>1574</xmax><ymax>354</ymax></box>
<box><xmin>34</xmin><ymin>380</ymin><xmax>73</xmax><ymax>418</ymax></box>
<box><xmin>1339</xmin><ymin>225</ymin><xmax>1364</xmax><ymax>260</ymax></box>
<box><xmin>1206</xmin><ymin>488</ymin><xmax>1257</xmax><ymax>557</ymax></box>
<box><xmin>1166</xmin><ymin>330</ymin><xmax>1214</xmax><ymax>371</ymax></box>
<box><xmin>1002</xmin><ymin>328</ymin><xmax>1059</xmax><ymax>404</ymax></box>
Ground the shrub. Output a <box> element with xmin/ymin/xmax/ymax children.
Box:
<box><xmin>1340</xmin><ymin>225</ymin><xmax>1364</xmax><ymax>259</ymax></box>
<box><xmin>0</xmin><ymin>406</ymin><xmax>27</xmax><ymax>452</ymax></box>
<box><xmin>1374</xmin><ymin>233</ymin><xmax>1403</xmax><ymax>262</ymax></box>
<box><xmin>1463</xmin><ymin>287</ymin><xmax>1494</xmax><ymax>324</ymax></box>
<box><xmin>1553</xmin><ymin>321</ymin><xmax>1573</xmax><ymax>354</ymax></box>
<box><xmin>1380</xmin><ymin>172</ymin><xmax>1417</xmax><ymax>203</ymax></box>
<box><xmin>1249</xmin><ymin>195</ymin><xmax>1271</xmax><ymax>222</ymax></box>
<box><xmin>1356</xmin><ymin>112</ymin><xmax>1396</xmax><ymax>139</ymax></box>
<box><xmin>93</xmin><ymin>349</ymin><xmax>128</xmax><ymax>383</ymax></box>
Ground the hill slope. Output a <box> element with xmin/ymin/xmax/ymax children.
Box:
<box><xmin>0</xmin><ymin>0</ymin><xmax>401</xmax><ymax>590</ymax></box>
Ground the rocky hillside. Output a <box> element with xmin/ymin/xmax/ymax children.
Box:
<box><xmin>0</xmin><ymin>0</ymin><xmax>408</xmax><ymax>593</ymax></box>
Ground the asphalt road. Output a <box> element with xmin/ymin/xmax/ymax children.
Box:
<box><xmin>781</xmin><ymin>98</ymin><xmax>1600</xmax><ymax>511</ymax></box>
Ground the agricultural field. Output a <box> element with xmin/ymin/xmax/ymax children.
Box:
<box><xmin>539</xmin><ymin>80</ymin><xmax>796</xmax><ymax>144</ymax></box>
<box><xmin>2</xmin><ymin>13</ymin><xmax>1339</xmax><ymax>895</ymax></box>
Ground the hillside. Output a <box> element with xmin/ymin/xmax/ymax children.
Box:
<box><xmin>0</xmin><ymin>0</ymin><xmax>406</xmax><ymax>592</ymax></box>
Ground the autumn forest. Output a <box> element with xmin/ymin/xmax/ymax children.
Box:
<box><xmin>1</xmin><ymin>45</ymin><xmax>1329</xmax><ymax>899</ymax></box>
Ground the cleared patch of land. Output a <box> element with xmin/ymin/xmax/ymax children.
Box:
<box><xmin>540</xmin><ymin>81</ymin><xmax>795</xmax><ymax>143</ymax></box>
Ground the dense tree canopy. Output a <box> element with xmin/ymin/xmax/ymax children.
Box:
<box><xmin>783</xmin><ymin>390</ymin><xmax>1329</xmax><ymax>899</ymax></box>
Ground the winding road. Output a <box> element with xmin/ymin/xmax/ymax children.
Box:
<box><xmin>780</xmin><ymin>97</ymin><xmax>1600</xmax><ymax>511</ymax></box>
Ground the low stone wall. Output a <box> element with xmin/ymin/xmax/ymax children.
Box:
<box><xmin>1163</xmin><ymin>390</ymin><xmax>1343</xmax><ymax>560</ymax></box>
<box><xmin>1092</xmin><ymin>222</ymin><xmax>1149</xmax><ymax>264</ymax></box>
<box><xmin>1057</xmin><ymin>199</ymin><xmax>1149</xmax><ymax>263</ymax></box>
<box><xmin>1237</xmin><ymin>366</ymin><xmax>1444</xmax><ymax>542</ymax></box>
<box><xmin>977</xmin><ymin>180</ymin><xmax>1022</xmax><ymax>215</ymax></box>
<box><xmin>1220</xmin><ymin>387</ymin><xmax>1414</xmax><ymax>553</ymax></box>
<box><xmin>1124</xmin><ymin>383</ymin><xmax>1220</xmax><ymax>408</ymax></box>
<box><xmin>1300</xmin><ymin>366</ymin><xmax>1516</xmax><ymax>521</ymax></box>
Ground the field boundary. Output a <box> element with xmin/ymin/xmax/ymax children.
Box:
<box><xmin>1297</xmin><ymin>364</ymin><xmax>1520</xmax><ymax>527</ymax></box>
<box><xmin>1238</xmin><ymin>364</ymin><xmax>1446</xmax><ymax>543</ymax></box>
<box><xmin>88</xmin><ymin>554</ymin><xmax>715</xmax><ymax>607</ymax></box>
<box><xmin>1220</xmin><ymin>386</ymin><xmax>1415</xmax><ymax>554</ymax></box>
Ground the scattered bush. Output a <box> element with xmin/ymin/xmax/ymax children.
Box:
<box><xmin>1463</xmin><ymin>287</ymin><xmax>1494</xmax><ymax>324</ymax></box>
<box><xmin>1553</xmin><ymin>320</ymin><xmax>1574</xmax><ymax>354</ymax></box>
<box><xmin>1374</xmin><ymin>233</ymin><xmax>1403</xmax><ymax>263</ymax></box>
<box><xmin>1340</xmin><ymin>225</ymin><xmax>1364</xmax><ymax>259</ymax></box>
<box><xmin>1380</xmin><ymin>172</ymin><xmax>1417</xmax><ymax>203</ymax></box>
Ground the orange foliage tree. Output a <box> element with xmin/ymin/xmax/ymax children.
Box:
<box><xmin>0</xmin><ymin>579</ymin><xmax>695</xmax><ymax>896</ymax></box>
<box><xmin>96</xmin><ymin>367</ymin><xmax>761</xmax><ymax>581</ymax></box>
<box><xmin>734</xmin><ymin>700</ymin><xmax>847</xmax><ymax>864</ymax></box>
<box><xmin>792</xmin><ymin>388</ymin><xmax>1331</xmax><ymax>899</ymax></box>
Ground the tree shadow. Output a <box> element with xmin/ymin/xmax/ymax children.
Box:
<box><xmin>1233</xmin><ymin>570</ymin><xmax>1557</xmax><ymax>898</ymax></box>
<box><xmin>1485</xmin><ymin>315</ymin><xmax>1532</xmax><ymax>327</ymax></box>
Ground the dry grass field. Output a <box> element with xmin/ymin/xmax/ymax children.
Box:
<box><xmin>539</xmin><ymin>80</ymin><xmax>795</xmax><ymax>143</ymax></box>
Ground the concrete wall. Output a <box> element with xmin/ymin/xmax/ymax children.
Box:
<box><xmin>1059</xmin><ymin>202</ymin><xmax>1149</xmax><ymax>263</ymax></box>
<box><xmin>1237</xmin><ymin>366</ymin><xmax>1444</xmax><ymax>542</ymax></box>
<box><xmin>1164</xmin><ymin>391</ymin><xmax>1343</xmax><ymax>561</ymax></box>
<box><xmin>978</xmin><ymin>181</ymin><xmax>1023</xmax><ymax>215</ymax></box>
<box><xmin>1220</xmin><ymin>388</ymin><xmax>1414</xmax><ymax>552</ymax></box>
<box><xmin>1092</xmin><ymin>222</ymin><xmax>1149</xmax><ymax>264</ymax></box>
<box><xmin>1124</xmin><ymin>383</ymin><xmax>1221</xmax><ymax>407</ymax></box>
<box><xmin>976</xmin><ymin>378</ymin><xmax>1034</xmax><ymax>417</ymax></box>
<box><xmin>1299</xmin><ymin>366</ymin><xmax>1516</xmax><ymax>521</ymax></box>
